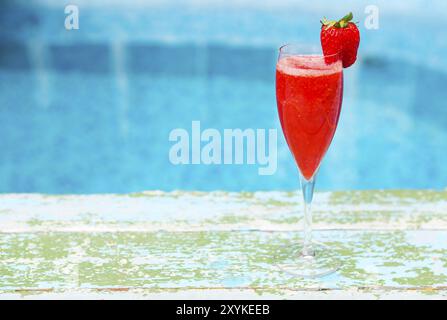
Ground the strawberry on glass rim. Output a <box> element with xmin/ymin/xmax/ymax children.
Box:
<box><xmin>320</xmin><ymin>12</ymin><xmax>360</xmax><ymax>68</ymax></box>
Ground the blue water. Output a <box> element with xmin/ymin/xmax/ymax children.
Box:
<box><xmin>1</xmin><ymin>1</ymin><xmax>447</xmax><ymax>193</ymax></box>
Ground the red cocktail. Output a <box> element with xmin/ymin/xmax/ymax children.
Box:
<box><xmin>275</xmin><ymin>45</ymin><xmax>344</xmax><ymax>277</ymax></box>
<box><xmin>276</xmin><ymin>55</ymin><xmax>343</xmax><ymax>180</ymax></box>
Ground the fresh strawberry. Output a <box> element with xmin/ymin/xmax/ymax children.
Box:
<box><xmin>320</xmin><ymin>12</ymin><xmax>360</xmax><ymax>68</ymax></box>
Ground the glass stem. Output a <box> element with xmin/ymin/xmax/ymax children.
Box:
<box><xmin>300</xmin><ymin>174</ymin><xmax>315</xmax><ymax>257</ymax></box>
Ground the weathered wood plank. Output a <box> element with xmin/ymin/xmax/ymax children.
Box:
<box><xmin>0</xmin><ymin>190</ymin><xmax>446</xmax><ymax>232</ymax></box>
<box><xmin>0</xmin><ymin>191</ymin><xmax>446</xmax><ymax>299</ymax></box>
<box><xmin>1</xmin><ymin>288</ymin><xmax>447</xmax><ymax>300</ymax></box>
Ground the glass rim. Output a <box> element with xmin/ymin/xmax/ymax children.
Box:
<box><xmin>278</xmin><ymin>43</ymin><xmax>341</xmax><ymax>59</ymax></box>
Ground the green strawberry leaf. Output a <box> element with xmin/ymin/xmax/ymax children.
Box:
<box><xmin>341</xmin><ymin>12</ymin><xmax>353</xmax><ymax>23</ymax></box>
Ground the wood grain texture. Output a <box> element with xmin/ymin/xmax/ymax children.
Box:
<box><xmin>0</xmin><ymin>190</ymin><xmax>446</xmax><ymax>299</ymax></box>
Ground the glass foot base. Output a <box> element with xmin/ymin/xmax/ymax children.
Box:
<box><xmin>275</xmin><ymin>242</ymin><xmax>341</xmax><ymax>278</ymax></box>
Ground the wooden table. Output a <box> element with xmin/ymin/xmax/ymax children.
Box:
<box><xmin>1</xmin><ymin>190</ymin><xmax>447</xmax><ymax>299</ymax></box>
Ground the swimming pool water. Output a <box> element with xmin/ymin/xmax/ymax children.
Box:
<box><xmin>1</xmin><ymin>2</ymin><xmax>447</xmax><ymax>193</ymax></box>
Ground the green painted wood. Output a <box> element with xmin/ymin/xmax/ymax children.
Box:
<box><xmin>0</xmin><ymin>190</ymin><xmax>447</xmax><ymax>299</ymax></box>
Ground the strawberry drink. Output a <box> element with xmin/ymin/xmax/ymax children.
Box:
<box><xmin>276</xmin><ymin>55</ymin><xmax>343</xmax><ymax>180</ymax></box>
<box><xmin>274</xmin><ymin>12</ymin><xmax>360</xmax><ymax>277</ymax></box>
